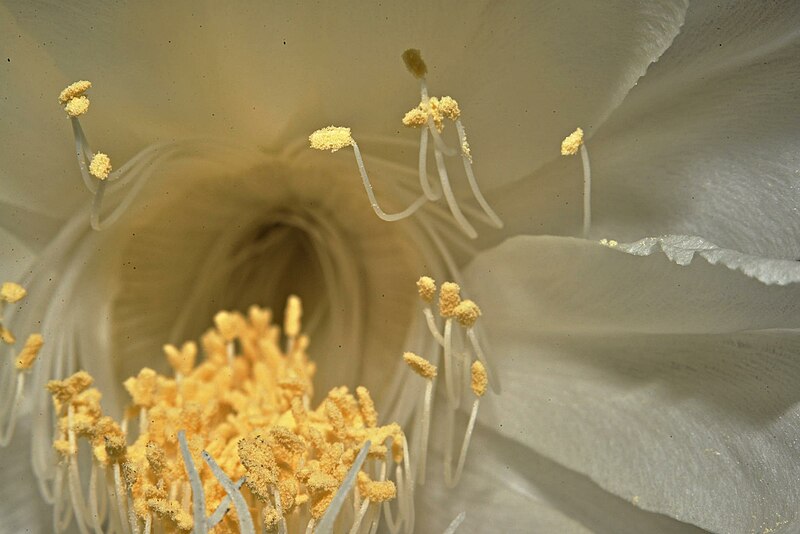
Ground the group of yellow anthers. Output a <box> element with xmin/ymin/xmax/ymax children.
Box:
<box><xmin>4</xmin><ymin>271</ymin><xmax>487</xmax><ymax>533</ymax></box>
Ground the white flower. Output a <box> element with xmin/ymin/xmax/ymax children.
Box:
<box><xmin>1</xmin><ymin>1</ymin><xmax>799</xmax><ymax>533</ymax></box>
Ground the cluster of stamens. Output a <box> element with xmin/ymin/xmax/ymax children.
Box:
<box><xmin>46</xmin><ymin>297</ymin><xmax>417</xmax><ymax>534</ymax></box>
<box><xmin>560</xmin><ymin>126</ymin><xmax>592</xmax><ymax>237</ymax></box>
<box><xmin>309</xmin><ymin>49</ymin><xmax>503</xmax><ymax>239</ymax></box>
<box><xmin>0</xmin><ymin>281</ymin><xmax>43</xmax><ymax>447</ymax></box>
<box><xmin>401</xmin><ymin>276</ymin><xmax>493</xmax><ymax>488</ymax></box>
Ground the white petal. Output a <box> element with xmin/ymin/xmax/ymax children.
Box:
<box><xmin>419</xmin><ymin>415</ymin><xmax>705</xmax><ymax>533</ymax></box>
<box><xmin>0</xmin><ymin>412</ymin><xmax>54</xmax><ymax>532</ymax></box>
<box><xmin>613</xmin><ymin>234</ymin><xmax>800</xmax><ymax>286</ymax></box>
<box><xmin>3</xmin><ymin>1</ymin><xmax>687</xmax><ymax>194</ymax></box>
<box><xmin>464</xmin><ymin>235</ymin><xmax>800</xmax><ymax>335</ymax></box>
<box><xmin>463</xmin><ymin>237</ymin><xmax>800</xmax><ymax>532</ymax></box>
<box><xmin>578</xmin><ymin>1</ymin><xmax>800</xmax><ymax>257</ymax></box>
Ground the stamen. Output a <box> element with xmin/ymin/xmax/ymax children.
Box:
<box><xmin>561</xmin><ymin>127</ymin><xmax>592</xmax><ymax>237</ymax></box>
<box><xmin>310</xmin><ymin>126</ymin><xmax>429</xmax><ymax>222</ymax></box>
<box><xmin>58</xmin><ymin>80</ymin><xmax>92</xmax><ymax>104</ymax></box>
<box><xmin>454</xmin><ymin>120</ymin><xmax>503</xmax><ymax>229</ymax></box>
<box><xmin>403</xmin><ymin>352</ymin><xmax>436</xmax><ymax>483</ymax></box>
<box><xmin>444</xmin><ymin>362</ymin><xmax>486</xmax><ymax>487</ymax></box>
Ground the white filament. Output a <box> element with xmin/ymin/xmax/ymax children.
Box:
<box><xmin>455</xmin><ymin>120</ymin><xmax>503</xmax><ymax>229</ymax></box>
<box><xmin>202</xmin><ymin>451</ymin><xmax>255</xmax><ymax>534</ymax></box>
<box><xmin>580</xmin><ymin>143</ymin><xmax>592</xmax><ymax>237</ymax></box>
<box><xmin>443</xmin><ymin>511</ymin><xmax>466</xmax><ymax>534</ymax></box>
<box><xmin>177</xmin><ymin>430</ymin><xmax>207</xmax><ymax>534</ymax></box>
<box><xmin>443</xmin><ymin>399</ymin><xmax>480</xmax><ymax>488</ymax></box>
<box><xmin>433</xmin><ymin>147</ymin><xmax>477</xmax><ymax>239</ymax></box>
<box><xmin>351</xmin><ymin>141</ymin><xmax>428</xmax><ymax>222</ymax></box>
<box><xmin>418</xmin><ymin>128</ymin><xmax>441</xmax><ymax>201</ymax></box>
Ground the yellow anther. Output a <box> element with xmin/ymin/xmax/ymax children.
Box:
<box><xmin>58</xmin><ymin>80</ymin><xmax>92</xmax><ymax>105</ymax></box>
<box><xmin>15</xmin><ymin>332</ymin><xmax>43</xmax><ymax>371</ymax></box>
<box><xmin>599</xmin><ymin>238</ymin><xmax>619</xmax><ymax>248</ymax></box>
<box><xmin>0</xmin><ymin>325</ymin><xmax>15</xmax><ymax>345</ymax></box>
<box><xmin>403</xmin><ymin>352</ymin><xmax>437</xmax><ymax>380</ymax></box>
<box><xmin>308</xmin><ymin>126</ymin><xmax>354</xmax><ymax>152</ymax></box>
<box><xmin>561</xmin><ymin>127</ymin><xmax>584</xmax><ymax>156</ymax></box>
<box><xmin>146</xmin><ymin>441</ymin><xmax>167</xmax><ymax>475</ymax></box>
<box><xmin>438</xmin><ymin>281</ymin><xmax>461</xmax><ymax>318</ymax></box>
<box><xmin>64</xmin><ymin>95</ymin><xmax>90</xmax><ymax>117</ymax></box>
<box><xmin>47</xmin><ymin>370</ymin><xmax>93</xmax><ymax>406</ymax></box>
<box><xmin>454</xmin><ymin>299</ymin><xmax>481</xmax><ymax>328</ymax></box>
<box><xmin>402</xmin><ymin>106</ymin><xmax>428</xmax><ymax>128</ymax></box>
<box><xmin>263</xmin><ymin>507</ymin><xmax>282</xmax><ymax>531</ymax></box>
<box><xmin>402</xmin><ymin>48</ymin><xmax>428</xmax><ymax>79</ymax></box>
<box><xmin>284</xmin><ymin>294</ymin><xmax>302</xmax><ymax>338</ymax></box>
<box><xmin>213</xmin><ymin>310</ymin><xmax>245</xmax><ymax>341</ymax></box>
<box><xmin>123</xmin><ymin>368</ymin><xmax>159</xmax><ymax>408</ymax></box>
<box><xmin>1</xmin><ymin>282</ymin><xmax>27</xmax><ymax>303</ymax></box>
<box><xmin>416</xmin><ymin>276</ymin><xmax>436</xmax><ymax>303</ymax></box>
<box><xmin>437</xmin><ymin>96</ymin><xmax>461</xmax><ymax>120</ymax></box>
<box><xmin>471</xmin><ymin>361</ymin><xmax>488</xmax><ymax>398</ymax></box>
<box><xmin>238</xmin><ymin>435</ymin><xmax>279</xmax><ymax>501</ymax></box>
<box><xmin>147</xmin><ymin>498</ymin><xmax>193</xmax><ymax>532</ymax></box>
<box><xmin>89</xmin><ymin>152</ymin><xmax>112</xmax><ymax>180</ymax></box>
<box><xmin>356</xmin><ymin>386</ymin><xmax>378</xmax><ymax>428</ymax></box>
<box><xmin>163</xmin><ymin>341</ymin><xmax>197</xmax><ymax>376</ymax></box>
<box><xmin>357</xmin><ymin>471</ymin><xmax>397</xmax><ymax>502</ymax></box>
<box><xmin>104</xmin><ymin>434</ymin><xmax>128</xmax><ymax>464</ymax></box>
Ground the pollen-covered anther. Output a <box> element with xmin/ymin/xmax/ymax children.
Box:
<box><xmin>416</xmin><ymin>276</ymin><xmax>436</xmax><ymax>303</ymax></box>
<box><xmin>89</xmin><ymin>152</ymin><xmax>112</xmax><ymax>180</ymax></box>
<box><xmin>15</xmin><ymin>333</ymin><xmax>43</xmax><ymax>371</ymax></box>
<box><xmin>403</xmin><ymin>352</ymin><xmax>437</xmax><ymax>380</ymax></box>
<box><xmin>123</xmin><ymin>367</ymin><xmax>158</xmax><ymax>408</ymax></box>
<box><xmin>561</xmin><ymin>127</ymin><xmax>584</xmax><ymax>156</ymax></box>
<box><xmin>46</xmin><ymin>370</ymin><xmax>94</xmax><ymax>406</ymax></box>
<box><xmin>454</xmin><ymin>299</ymin><xmax>481</xmax><ymax>328</ymax></box>
<box><xmin>402</xmin><ymin>48</ymin><xmax>428</xmax><ymax>79</ymax></box>
<box><xmin>284</xmin><ymin>294</ymin><xmax>303</xmax><ymax>338</ymax></box>
<box><xmin>356</xmin><ymin>386</ymin><xmax>378</xmax><ymax>428</ymax></box>
<box><xmin>64</xmin><ymin>95</ymin><xmax>90</xmax><ymax>117</ymax></box>
<box><xmin>163</xmin><ymin>341</ymin><xmax>197</xmax><ymax>376</ymax></box>
<box><xmin>58</xmin><ymin>80</ymin><xmax>92</xmax><ymax>104</ymax></box>
<box><xmin>357</xmin><ymin>471</ymin><xmax>397</xmax><ymax>502</ymax></box>
<box><xmin>308</xmin><ymin>126</ymin><xmax>354</xmax><ymax>152</ymax></box>
<box><xmin>1</xmin><ymin>282</ymin><xmax>27</xmax><ymax>303</ymax></box>
<box><xmin>438</xmin><ymin>281</ymin><xmax>462</xmax><ymax>318</ymax></box>
<box><xmin>471</xmin><ymin>361</ymin><xmax>488</xmax><ymax>398</ymax></box>
<box><xmin>599</xmin><ymin>238</ymin><xmax>619</xmax><ymax>248</ymax></box>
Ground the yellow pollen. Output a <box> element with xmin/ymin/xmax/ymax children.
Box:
<box><xmin>1</xmin><ymin>282</ymin><xmax>27</xmax><ymax>303</ymax></box>
<box><xmin>48</xmin><ymin>297</ymin><xmax>407</xmax><ymax>530</ymax></box>
<box><xmin>58</xmin><ymin>80</ymin><xmax>92</xmax><ymax>105</ymax></box>
<box><xmin>561</xmin><ymin>127</ymin><xmax>584</xmax><ymax>156</ymax></box>
<box><xmin>402</xmin><ymin>48</ymin><xmax>428</xmax><ymax>79</ymax></box>
<box><xmin>163</xmin><ymin>341</ymin><xmax>197</xmax><ymax>376</ymax></box>
<box><xmin>308</xmin><ymin>126</ymin><xmax>354</xmax><ymax>152</ymax></box>
<box><xmin>471</xmin><ymin>361</ymin><xmax>488</xmax><ymax>398</ymax></box>
<box><xmin>89</xmin><ymin>152</ymin><xmax>112</xmax><ymax>180</ymax></box>
<box><xmin>438</xmin><ymin>96</ymin><xmax>461</xmax><ymax>120</ymax></box>
<box><xmin>263</xmin><ymin>507</ymin><xmax>282</xmax><ymax>531</ymax></box>
<box><xmin>47</xmin><ymin>370</ymin><xmax>93</xmax><ymax>406</ymax></box>
<box><xmin>15</xmin><ymin>332</ymin><xmax>43</xmax><ymax>371</ymax></box>
<box><xmin>355</xmin><ymin>386</ymin><xmax>378</xmax><ymax>428</ymax></box>
<box><xmin>64</xmin><ymin>95</ymin><xmax>90</xmax><ymax>117</ymax></box>
<box><xmin>284</xmin><ymin>294</ymin><xmax>303</xmax><ymax>338</ymax></box>
<box><xmin>403</xmin><ymin>352</ymin><xmax>437</xmax><ymax>380</ymax></box>
<box><xmin>0</xmin><ymin>326</ymin><xmax>14</xmax><ymax>345</ymax></box>
<box><xmin>599</xmin><ymin>238</ymin><xmax>619</xmax><ymax>248</ymax></box>
<box><xmin>454</xmin><ymin>299</ymin><xmax>481</xmax><ymax>328</ymax></box>
<box><xmin>416</xmin><ymin>276</ymin><xmax>436</xmax><ymax>303</ymax></box>
<box><xmin>357</xmin><ymin>471</ymin><xmax>397</xmax><ymax>502</ymax></box>
<box><xmin>438</xmin><ymin>281</ymin><xmax>461</xmax><ymax>318</ymax></box>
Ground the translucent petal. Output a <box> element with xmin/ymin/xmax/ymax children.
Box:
<box><xmin>463</xmin><ymin>236</ymin><xmax>800</xmax><ymax>532</ymax></box>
